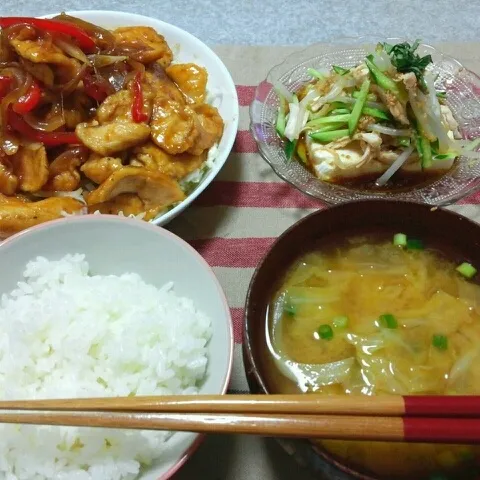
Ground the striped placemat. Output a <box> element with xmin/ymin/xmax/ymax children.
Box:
<box><xmin>169</xmin><ymin>43</ymin><xmax>480</xmax><ymax>395</ymax></box>
<box><xmin>168</xmin><ymin>43</ymin><xmax>480</xmax><ymax>480</ymax></box>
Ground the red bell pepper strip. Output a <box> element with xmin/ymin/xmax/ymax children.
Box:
<box><xmin>12</xmin><ymin>79</ymin><xmax>41</xmax><ymax>114</ymax></box>
<box><xmin>0</xmin><ymin>75</ymin><xmax>12</xmax><ymax>99</ymax></box>
<box><xmin>83</xmin><ymin>73</ymin><xmax>108</xmax><ymax>103</ymax></box>
<box><xmin>8</xmin><ymin>109</ymin><xmax>80</xmax><ymax>146</ymax></box>
<box><xmin>131</xmin><ymin>72</ymin><xmax>148</xmax><ymax>123</ymax></box>
<box><xmin>0</xmin><ymin>17</ymin><xmax>96</xmax><ymax>53</ymax></box>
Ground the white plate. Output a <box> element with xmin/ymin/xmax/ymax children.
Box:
<box><xmin>41</xmin><ymin>10</ymin><xmax>239</xmax><ymax>227</ymax></box>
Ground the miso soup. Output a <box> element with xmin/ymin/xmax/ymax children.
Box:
<box><xmin>266</xmin><ymin>231</ymin><xmax>480</xmax><ymax>479</ymax></box>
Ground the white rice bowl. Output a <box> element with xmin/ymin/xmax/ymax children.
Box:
<box><xmin>0</xmin><ymin>216</ymin><xmax>233</xmax><ymax>480</ymax></box>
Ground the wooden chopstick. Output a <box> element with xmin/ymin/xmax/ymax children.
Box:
<box><xmin>0</xmin><ymin>394</ymin><xmax>479</xmax><ymax>417</ymax></box>
<box><xmin>1</xmin><ymin>409</ymin><xmax>480</xmax><ymax>444</ymax></box>
<box><xmin>1</xmin><ymin>395</ymin><xmax>480</xmax><ymax>443</ymax></box>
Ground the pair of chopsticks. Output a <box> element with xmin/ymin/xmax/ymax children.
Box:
<box><xmin>1</xmin><ymin>394</ymin><xmax>480</xmax><ymax>444</ymax></box>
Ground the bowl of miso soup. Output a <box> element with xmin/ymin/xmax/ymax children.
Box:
<box><xmin>243</xmin><ymin>200</ymin><xmax>480</xmax><ymax>480</ymax></box>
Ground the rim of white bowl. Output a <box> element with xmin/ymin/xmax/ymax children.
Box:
<box><xmin>39</xmin><ymin>10</ymin><xmax>239</xmax><ymax>228</ymax></box>
<box><xmin>0</xmin><ymin>214</ymin><xmax>234</xmax><ymax>480</ymax></box>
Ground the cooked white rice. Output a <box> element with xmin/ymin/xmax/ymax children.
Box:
<box><xmin>0</xmin><ymin>254</ymin><xmax>212</xmax><ymax>480</ymax></box>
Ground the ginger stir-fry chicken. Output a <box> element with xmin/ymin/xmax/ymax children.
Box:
<box><xmin>0</xmin><ymin>15</ymin><xmax>224</xmax><ymax>236</ymax></box>
<box><xmin>275</xmin><ymin>40</ymin><xmax>472</xmax><ymax>188</ymax></box>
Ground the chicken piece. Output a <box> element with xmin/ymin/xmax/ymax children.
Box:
<box><xmin>131</xmin><ymin>142</ymin><xmax>206</xmax><ymax>180</ymax></box>
<box><xmin>113</xmin><ymin>27</ymin><xmax>173</xmax><ymax>66</ymax></box>
<box><xmin>76</xmin><ymin>121</ymin><xmax>151</xmax><ymax>156</ymax></box>
<box><xmin>44</xmin><ymin>149</ymin><xmax>88</xmax><ymax>192</ymax></box>
<box><xmin>12</xmin><ymin>144</ymin><xmax>49</xmax><ymax>193</ymax></box>
<box><xmin>87</xmin><ymin>193</ymin><xmax>145</xmax><ymax>217</ymax></box>
<box><xmin>0</xmin><ymin>196</ymin><xmax>84</xmax><ymax>238</ymax></box>
<box><xmin>143</xmin><ymin>69</ymin><xmax>185</xmax><ymax>105</ymax></box>
<box><xmin>81</xmin><ymin>154</ymin><xmax>124</xmax><ymax>184</ymax></box>
<box><xmin>165</xmin><ymin>63</ymin><xmax>208</xmax><ymax>104</ymax></box>
<box><xmin>96</xmin><ymin>90</ymin><xmax>150</xmax><ymax>124</ymax></box>
<box><xmin>372</xmin><ymin>85</ymin><xmax>409</xmax><ymax>125</ymax></box>
<box><xmin>150</xmin><ymin>98</ymin><xmax>198</xmax><ymax>154</ymax></box>
<box><xmin>0</xmin><ymin>161</ymin><xmax>18</xmax><ymax>195</ymax></box>
<box><xmin>187</xmin><ymin>104</ymin><xmax>224</xmax><ymax>155</ymax></box>
<box><xmin>85</xmin><ymin>167</ymin><xmax>185</xmax><ymax>217</ymax></box>
<box><xmin>10</xmin><ymin>37</ymin><xmax>80</xmax><ymax>84</ymax></box>
<box><xmin>441</xmin><ymin>105</ymin><xmax>461</xmax><ymax>139</ymax></box>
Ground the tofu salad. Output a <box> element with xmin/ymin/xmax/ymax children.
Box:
<box><xmin>275</xmin><ymin>40</ymin><xmax>479</xmax><ymax>188</ymax></box>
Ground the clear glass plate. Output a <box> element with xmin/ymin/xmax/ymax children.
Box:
<box><xmin>250</xmin><ymin>36</ymin><xmax>480</xmax><ymax>205</ymax></box>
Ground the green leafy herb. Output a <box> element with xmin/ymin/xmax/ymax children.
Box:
<box><xmin>393</xmin><ymin>233</ymin><xmax>407</xmax><ymax>247</ymax></box>
<box><xmin>382</xmin><ymin>40</ymin><xmax>432</xmax><ymax>91</ymax></box>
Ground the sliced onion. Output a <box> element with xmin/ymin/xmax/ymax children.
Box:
<box><xmin>460</xmin><ymin>150</ymin><xmax>480</xmax><ymax>159</ymax></box>
<box><xmin>274</xmin><ymin>82</ymin><xmax>294</xmax><ymax>103</ymax></box>
<box><xmin>23</xmin><ymin>110</ymin><xmax>65</xmax><ymax>132</ymax></box>
<box><xmin>54</xmin><ymin>36</ymin><xmax>90</xmax><ymax>64</ymax></box>
<box><xmin>54</xmin><ymin>63</ymin><xmax>87</xmax><ymax>95</ymax></box>
<box><xmin>53</xmin><ymin>13</ymin><xmax>115</xmax><ymax>51</ymax></box>
<box><xmin>368</xmin><ymin>124</ymin><xmax>411</xmax><ymax>136</ymax></box>
<box><xmin>88</xmin><ymin>54</ymin><xmax>127</xmax><ymax>69</ymax></box>
<box><xmin>375</xmin><ymin>145</ymin><xmax>414</xmax><ymax>187</ymax></box>
<box><xmin>373</xmin><ymin>50</ymin><xmax>393</xmax><ymax>72</ymax></box>
<box><xmin>311</xmin><ymin>83</ymin><xmax>344</xmax><ymax>111</ymax></box>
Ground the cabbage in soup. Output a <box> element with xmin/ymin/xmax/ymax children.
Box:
<box><xmin>267</xmin><ymin>232</ymin><xmax>480</xmax><ymax>479</ymax></box>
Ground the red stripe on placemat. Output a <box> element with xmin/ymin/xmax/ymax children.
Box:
<box><xmin>231</xmin><ymin>307</ymin><xmax>244</xmax><ymax>343</ymax></box>
<box><xmin>459</xmin><ymin>191</ymin><xmax>480</xmax><ymax>204</ymax></box>
<box><xmin>236</xmin><ymin>85</ymin><xmax>256</xmax><ymax>106</ymax></box>
<box><xmin>194</xmin><ymin>181</ymin><xmax>324</xmax><ymax>209</ymax></box>
<box><xmin>234</xmin><ymin>130</ymin><xmax>258</xmax><ymax>153</ymax></box>
<box><xmin>189</xmin><ymin>237</ymin><xmax>275</xmax><ymax>268</ymax></box>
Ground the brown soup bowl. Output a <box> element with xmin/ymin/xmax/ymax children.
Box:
<box><xmin>242</xmin><ymin>200</ymin><xmax>480</xmax><ymax>480</ymax></box>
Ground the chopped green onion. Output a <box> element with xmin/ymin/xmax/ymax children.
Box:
<box><xmin>406</xmin><ymin>238</ymin><xmax>424</xmax><ymax>250</ymax></box>
<box><xmin>397</xmin><ymin>137</ymin><xmax>411</xmax><ymax>147</ymax></box>
<box><xmin>436</xmin><ymin>91</ymin><xmax>447</xmax><ymax>100</ymax></box>
<box><xmin>379</xmin><ymin>313</ymin><xmax>398</xmax><ymax>329</ymax></box>
<box><xmin>433</xmin><ymin>152</ymin><xmax>457</xmax><ymax>161</ymax></box>
<box><xmin>318</xmin><ymin>324</ymin><xmax>334</xmax><ymax>340</ymax></box>
<box><xmin>353</xmin><ymin>91</ymin><xmax>377</xmax><ymax>101</ymax></box>
<box><xmin>365</xmin><ymin>55</ymin><xmax>405</xmax><ymax>101</ymax></box>
<box><xmin>348</xmin><ymin>78</ymin><xmax>371</xmax><ymax>136</ymax></box>
<box><xmin>416</xmin><ymin>134</ymin><xmax>433</xmax><ymax>168</ymax></box>
<box><xmin>309</xmin><ymin>129</ymin><xmax>349</xmax><ymax>143</ymax></box>
<box><xmin>308</xmin><ymin>123</ymin><xmax>345</xmax><ymax>133</ymax></box>
<box><xmin>284</xmin><ymin>139</ymin><xmax>297</xmax><ymax>160</ymax></box>
<box><xmin>276</xmin><ymin>96</ymin><xmax>287</xmax><ymax>136</ymax></box>
<box><xmin>329</xmin><ymin>108</ymin><xmax>351</xmax><ymax>115</ymax></box>
<box><xmin>456</xmin><ymin>262</ymin><xmax>477</xmax><ymax>279</ymax></box>
<box><xmin>332</xmin><ymin>316</ymin><xmax>349</xmax><ymax>329</ymax></box>
<box><xmin>393</xmin><ymin>233</ymin><xmax>407</xmax><ymax>247</ymax></box>
<box><xmin>284</xmin><ymin>303</ymin><xmax>297</xmax><ymax>316</ymax></box>
<box><xmin>333</xmin><ymin>65</ymin><xmax>350</xmax><ymax>75</ymax></box>
<box><xmin>329</xmin><ymin>101</ymin><xmax>351</xmax><ymax>110</ymax></box>
<box><xmin>307</xmin><ymin>68</ymin><xmax>325</xmax><ymax>80</ymax></box>
<box><xmin>362</xmin><ymin>106</ymin><xmax>391</xmax><ymax>121</ymax></box>
<box><xmin>432</xmin><ymin>334</ymin><xmax>448</xmax><ymax>351</ymax></box>
<box><xmin>309</xmin><ymin>113</ymin><xmax>351</xmax><ymax>126</ymax></box>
